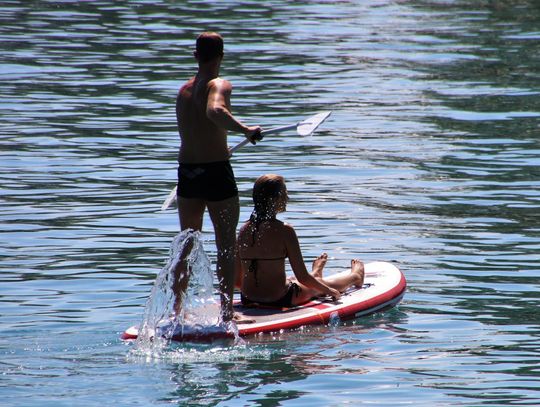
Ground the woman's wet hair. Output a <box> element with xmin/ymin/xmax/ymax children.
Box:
<box><xmin>247</xmin><ymin>174</ymin><xmax>286</xmax><ymax>245</ymax></box>
<box><xmin>247</xmin><ymin>174</ymin><xmax>286</xmax><ymax>277</ymax></box>
<box><xmin>251</xmin><ymin>174</ymin><xmax>286</xmax><ymax>220</ymax></box>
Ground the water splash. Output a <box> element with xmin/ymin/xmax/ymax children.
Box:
<box><xmin>328</xmin><ymin>311</ymin><xmax>341</xmax><ymax>328</ymax></box>
<box><xmin>131</xmin><ymin>230</ymin><xmax>237</xmax><ymax>358</ymax></box>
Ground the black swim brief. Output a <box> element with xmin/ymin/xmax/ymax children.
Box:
<box><xmin>177</xmin><ymin>160</ymin><xmax>238</xmax><ymax>201</ymax></box>
<box><xmin>241</xmin><ymin>282</ymin><xmax>301</xmax><ymax>308</ymax></box>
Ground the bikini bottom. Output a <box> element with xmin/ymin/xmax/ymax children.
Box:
<box><xmin>240</xmin><ymin>282</ymin><xmax>301</xmax><ymax>308</ymax></box>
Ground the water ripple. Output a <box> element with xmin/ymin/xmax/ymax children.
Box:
<box><xmin>1</xmin><ymin>0</ymin><xmax>540</xmax><ymax>405</ymax></box>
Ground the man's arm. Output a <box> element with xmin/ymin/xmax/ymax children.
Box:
<box><xmin>206</xmin><ymin>79</ymin><xmax>262</xmax><ymax>142</ymax></box>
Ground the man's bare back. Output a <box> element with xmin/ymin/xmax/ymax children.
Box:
<box><xmin>176</xmin><ymin>76</ymin><xmax>232</xmax><ymax>164</ymax></box>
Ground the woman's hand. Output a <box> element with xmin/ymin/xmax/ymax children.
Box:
<box><xmin>328</xmin><ymin>287</ymin><xmax>341</xmax><ymax>301</ymax></box>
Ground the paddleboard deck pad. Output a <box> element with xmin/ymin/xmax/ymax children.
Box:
<box><xmin>121</xmin><ymin>261</ymin><xmax>405</xmax><ymax>342</ymax></box>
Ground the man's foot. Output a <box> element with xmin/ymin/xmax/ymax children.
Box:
<box><xmin>312</xmin><ymin>253</ymin><xmax>328</xmax><ymax>279</ymax></box>
<box><xmin>221</xmin><ymin>309</ymin><xmax>255</xmax><ymax>324</ymax></box>
<box><xmin>351</xmin><ymin>259</ymin><xmax>365</xmax><ymax>288</ymax></box>
<box><xmin>233</xmin><ymin>313</ymin><xmax>255</xmax><ymax>324</ymax></box>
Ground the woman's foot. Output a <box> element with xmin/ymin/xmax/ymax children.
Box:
<box><xmin>351</xmin><ymin>259</ymin><xmax>365</xmax><ymax>288</ymax></box>
<box><xmin>312</xmin><ymin>253</ymin><xmax>328</xmax><ymax>279</ymax></box>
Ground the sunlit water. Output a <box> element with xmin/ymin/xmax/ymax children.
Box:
<box><xmin>1</xmin><ymin>1</ymin><xmax>539</xmax><ymax>406</ymax></box>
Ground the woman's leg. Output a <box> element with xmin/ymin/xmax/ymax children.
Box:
<box><xmin>292</xmin><ymin>257</ymin><xmax>365</xmax><ymax>305</ymax></box>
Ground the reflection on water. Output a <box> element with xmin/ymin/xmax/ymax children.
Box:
<box><xmin>1</xmin><ymin>0</ymin><xmax>540</xmax><ymax>405</ymax></box>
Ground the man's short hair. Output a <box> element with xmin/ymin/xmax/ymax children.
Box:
<box><xmin>196</xmin><ymin>32</ymin><xmax>224</xmax><ymax>63</ymax></box>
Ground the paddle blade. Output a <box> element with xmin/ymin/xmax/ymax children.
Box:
<box><xmin>296</xmin><ymin>111</ymin><xmax>332</xmax><ymax>136</ymax></box>
<box><xmin>161</xmin><ymin>186</ymin><xmax>177</xmax><ymax>210</ymax></box>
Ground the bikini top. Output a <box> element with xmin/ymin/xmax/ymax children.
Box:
<box><xmin>240</xmin><ymin>255</ymin><xmax>286</xmax><ymax>287</ymax></box>
<box><xmin>240</xmin><ymin>255</ymin><xmax>286</xmax><ymax>261</ymax></box>
<box><xmin>242</xmin><ymin>214</ymin><xmax>286</xmax><ymax>287</ymax></box>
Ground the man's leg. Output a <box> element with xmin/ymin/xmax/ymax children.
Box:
<box><xmin>207</xmin><ymin>195</ymin><xmax>240</xmax><ymax>322</ymax></box>
<box><xmin>171</xmin><ymin>235</ymin><xmax>195</xmax><ymax>315</ymax></box>
<box><xmin>178</xmin><ymin>197</ymin><xmax>205</xmax><ymax>231</ymax></box>
<box><xmin>173</xmin><ymin>197</ymin><xmax>206</xmax><ymax>315</ymax></box>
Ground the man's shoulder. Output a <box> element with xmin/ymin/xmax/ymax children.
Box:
<box><xmin>208</xmin><ymin>77</ymin><xmax>232</xmax><ymax>92</ymax></box>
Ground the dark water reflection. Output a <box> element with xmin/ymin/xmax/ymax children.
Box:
<box><xmin>1</xmin><ymin>0</ymin><xmax>540</xmax><ymax>406</ymax></box>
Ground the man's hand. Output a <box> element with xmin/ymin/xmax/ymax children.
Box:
<box><xmin>245</xmin><ymin>126</ymin><xmax>263</xmax><ymax>145</ymax></box>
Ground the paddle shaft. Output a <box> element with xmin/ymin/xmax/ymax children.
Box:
<box><xmin>160</xmin><ymin>124</ymin><xmax>297</xmax><ymax>210</ymax></box>
<box><xmin>229</xmin><ymin>123</ymin><xmax>297</xmax><ymax>154</ymax></box>
<box><xmin>161</xmin><ymin>112</ymin><xmax>331</xmax><ymax>210</ymax></box>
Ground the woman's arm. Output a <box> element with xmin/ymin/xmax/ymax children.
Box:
<box><xmin>283</xmin><ymin>224</ymin><xmax>340</xmax><ymax>299</ymax></box>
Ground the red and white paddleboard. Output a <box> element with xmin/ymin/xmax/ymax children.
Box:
<box><xmin>121</xmin><ymin>261</ymin><xmax>405</xmax><ymax>342</ymax></box>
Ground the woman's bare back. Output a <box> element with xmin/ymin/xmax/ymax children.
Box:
<box><xmin>237</xmin><ymin>219</ymin><xmax>291</xmax><ymax>302</ymax></box>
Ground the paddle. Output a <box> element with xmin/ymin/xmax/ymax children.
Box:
<box><xmin>161</xmin><ymin>111</ymin><xmax>332</xmax><ymax>210</ymax></box>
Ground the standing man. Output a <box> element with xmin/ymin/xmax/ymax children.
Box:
<box><xmin>174</xmin><ymin>32</ymin><xmax>262</xmax><ymax>322</ymax></box>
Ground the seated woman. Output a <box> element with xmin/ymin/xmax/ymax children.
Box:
<box><xmin>235</xmin><ymin>174</ymin><xmax>364</xmax><ymax>308</ymax></box>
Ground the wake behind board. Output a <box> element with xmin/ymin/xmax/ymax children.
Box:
<box><xmin>121</xmin><ymin>261</ymin><xmax>405</xmax><ymax>342</ymax></box>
